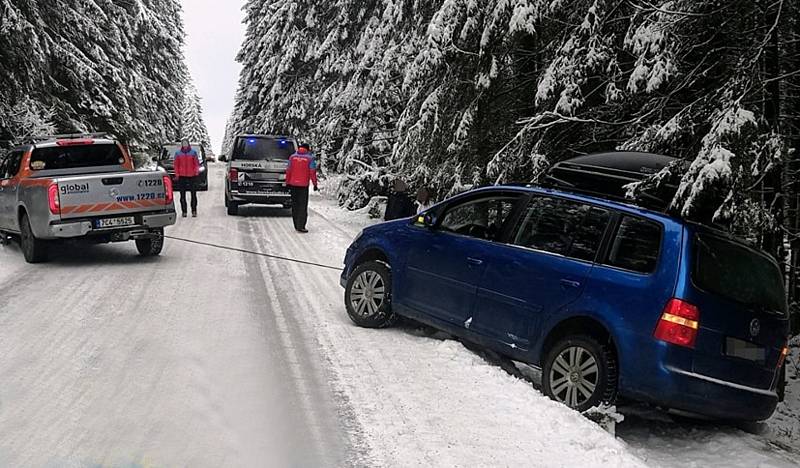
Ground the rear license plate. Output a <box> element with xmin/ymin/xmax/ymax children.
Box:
<box><xmin>96</xmin><ymin>216</ymin><xmax>135</xmax><ymax>228</ymax></box>
<box><xmin>725</xmin><ymin>337</ymin><xmax>766</xmax><ymax>363</ymax></box>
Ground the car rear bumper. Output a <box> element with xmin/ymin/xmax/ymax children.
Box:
<box><xmin>230</xmin><ymin>190</ymin><xmax>291</xmax><ymax>205</ymax></box>
<box><xmin>656</xmin><ymin>365</ymin><xmax>778</xmax><ymax>421</ymax></box>
<box><xmin>48</xmin><ymin>211</ymin><xmax>176</xmax><ymax>239</ymax></box>
<box><xmin>618</xmin><ymin>333</ymin><xmax>779</xmax><ymax>421</ymax></box>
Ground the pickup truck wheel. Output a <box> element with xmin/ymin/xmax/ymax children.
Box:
<box><xmin>227</xmin><ymin>201</ymin><xmax>239</xmax><ymax>216</ymax></box>
<box><xmin>136</xmin><ymin>229</ymin><xmax>164</xmax><ymax>257</ymax></box>
<box><xmin>543</xmin><ymin>335</ymin><xmax>617</xmax><ymax>412</ymax></box>
<box><xmin>345</xmin><ymin>261</ymin><xmax>397</xmax><ymax>328</ymax></box>
<box><xmin>20</xmin><ymin>213</ymin><xmax>48</xmax><ymax>263</ymax></box>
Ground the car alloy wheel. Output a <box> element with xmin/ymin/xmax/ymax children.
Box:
<box><xmin>344</xmin><ymin>260</ymin><xmax>397</xmax><ymax>329</ymax></box>
<box><xmin>349</xmin><ymin>270</ymin><xmax>386</xmax><ymax>318</ymax></box>
<box><xmin>548</xmin><ymin>345</ymin><xmax>599</xmax><ymax>408</ymax></box>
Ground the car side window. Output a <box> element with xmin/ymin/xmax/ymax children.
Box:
<box><xmin>604</xmin><ymin>216</ymin><xmax>662</xmax><ymax>273</ymax></box>
<box><xmin>513</xmin><ymin>197</ymin><xmax>610</xmax><ymax>261</ymax></box>
<box><xmin>439</xmin><ymin>195</ymin><xmax>520</xmax><ymax>242</ymax></box>
<box><xmin>0</xmin><ymin>150</ymin><xmax>22</xmax><ymax>179</ymax></box>
<box><xmin>6</xmin><ymin>151</ymin><xmax>22</xmax><ymax>178</ymax></box>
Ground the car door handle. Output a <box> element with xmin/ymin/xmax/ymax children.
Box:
<box><xmin>467</xmin><ymin>257</ymin><xmax>484</xmax><ymax>266</ymax></box>
<box><xmin>560</xmin><ymin>279</ymin><xmax>581</xmax><ymax>289</ymax></box>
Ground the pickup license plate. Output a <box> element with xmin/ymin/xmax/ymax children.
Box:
<box><xmin>96</xmin><ymin>217</ymin><xmax>135</xmax><ymax>228</ymax></box>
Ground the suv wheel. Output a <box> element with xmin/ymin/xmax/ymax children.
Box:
<box><xmin>227</xmin><ymin>201</ymin><xmax>239</xmax><ymax>216</ymax></box>
<box><xmin>136</xmin><ymin>229</ymin><xmax>164</xmax><ymax>256</ymax></box>
<box><xmin>20</xmin><ymin>213</ymin><xmax>48</xmax><ymax>263</ymax></box>
<box><xmin>345</xmin><ymin>261</ymin><xmax>397</xmax><ymax>328</ymax></box>
<box><xmin>543</xmin><ymin>335</ymin><xmax>617</xmax><ymax>412</ymax></box>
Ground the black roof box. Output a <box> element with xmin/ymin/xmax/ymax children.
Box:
<box><xmin>544</xmin><ymin>151</ymin><xmax>683</xmax><ymax>210</ymax></box>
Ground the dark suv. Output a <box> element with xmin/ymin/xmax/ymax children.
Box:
<box><xmin>224</xmin><ymin>134</ymin><xmax>297</xmax><ymax>216</ymax></box>
<box><xmin>340</xmin><ymin>184</ymin><xmax>790</xmax><ymax>421</ymax></box>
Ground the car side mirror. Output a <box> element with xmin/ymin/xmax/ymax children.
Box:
<box><xmin>419</xmin><ymin>212</ymin><xmax>437</xmax><ymax>228</ymax></box>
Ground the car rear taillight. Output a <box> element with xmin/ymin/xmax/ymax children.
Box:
<box><xmin>229</xmin><ymin>168</ymin><xmax>238</xmax><ymax>182</ymax></box>
<box><xmin>777</xmin><ymin>345</ymin><xmax>789</xmax><ymax>369</ymax></box>
<box><xmin>654</xmin><ymin>298</ymin><xmax>700</xmax><ymax>349</ymax></box>
<box><xmin>163</xmin><ymin>175</ymin><xmax>173</xmax><ymax>205</ymax></box>
<box><xmin>48</xmin><ymin>183</ymin><xmax>60</xmax><ymax>215</ymax></box>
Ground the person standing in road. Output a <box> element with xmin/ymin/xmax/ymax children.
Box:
<box><xmin>285</xmin><ymin>143</ymin><xmax>318</xmax><ymax>233</ymax></box>
<box><xmin>384</xmin><ymin>179</ymin><xmax>415</xmax><ymax>221</ymax></box>
<box><xmin>173</xmin><ymin>138</ymin><xmax>201</xmax><ymax>218</ymax></box>
<box><xmin>415</xmin><ymin>187</ymin><xmax>433</xmax><ymax>214</ymax></box>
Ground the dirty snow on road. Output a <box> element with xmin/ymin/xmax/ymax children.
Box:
<box><xmin>1</xmin><ymin>164</ymin><xmax>798</xmax><ymax>467</ymax></box>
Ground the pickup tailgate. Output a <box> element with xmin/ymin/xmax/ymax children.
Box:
<box><xmin>57</xmin><ymin>171</ymin><xmax>171</xmax><ymax>219</ymax></box>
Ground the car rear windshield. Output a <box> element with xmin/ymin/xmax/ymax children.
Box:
<box><xmin>30</xmin><ymin>144</ymin><xmax>125</xmax><ymax>171</ymax></box>
<box><xmin>694</xmin><ymin>234</ymin><xmax>787</xmax><ymax>315</ymax></box>
<box><xmin>233</xmin><ymin>137</ymin><xmax>295</xmax><ymax>161</ymax></box>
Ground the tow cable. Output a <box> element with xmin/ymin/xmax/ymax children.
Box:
<box><xmin>163</xmin><ymin>235</ymin><xmax>344</xmax><ymax>272</ymax></box>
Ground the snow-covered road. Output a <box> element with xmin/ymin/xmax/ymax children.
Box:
<box><xmin>0</xmin><ymin>164</ymin><xmax>797</xmax><ymax>467</ymax></box>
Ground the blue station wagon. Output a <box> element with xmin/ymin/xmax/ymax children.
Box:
<box><xmin>340</xmin><ymin>185</ymin><xmax>790</xmax><ymax>421</ymax></box>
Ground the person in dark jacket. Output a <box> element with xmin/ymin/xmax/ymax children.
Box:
<box><xmin>174</xmin><ymin>139</ymin><xmax>201</xmax><ymax>218</ymax></box>
<box><xmin>384</xmin><ymin>179</ymin><xmax>415</xmax><ymax>221</ymax></box>
<box><xmin>285</xmin><ymin>143</ymin><xmax>318</xmax><ymax>233</ymax></box>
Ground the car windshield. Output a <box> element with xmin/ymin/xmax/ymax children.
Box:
<box><xmin>161</xmin><ymin>144</ymin><xmax>204</xmax><ymax>161</ymax></box>
<box><xmin>30</xmin><ymin>144</ymin><xmax>125</xmax><ymax>171</ymax></box>
<box><xmin>694</xmin><ymin>234</ymin><xmax>787</xmax><ymax>315</ymax></box>
<box><xmin>233</xmin><ymin>137</ymin><xmax>295</xmax><ymax>161</ymax></box>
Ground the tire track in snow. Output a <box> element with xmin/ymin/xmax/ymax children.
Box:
<box><xmin>252</xmin><ymin>212</ymin><xmax>433</xmax><ymax>467</ymax></box>
<box><xmin>242</xmin><ymin>211</ymin><xmax>367</xmax><ymax>466</ymax></box>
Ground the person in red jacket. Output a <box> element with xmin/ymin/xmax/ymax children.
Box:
<box><xmin>285</xmin><ymin>143</ymin><xmax>318</xmax><ymax>233</ymax></box>
<box><xmin>173</xmin><ymin>138</ymin><xmax>201</xmax><ymax>218</ymax></box>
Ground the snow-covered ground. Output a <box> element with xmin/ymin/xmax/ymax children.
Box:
<box><xmin>0</xmin><ymin>164</ymin><xmax>797</xmax><ymax>467</ymax></box>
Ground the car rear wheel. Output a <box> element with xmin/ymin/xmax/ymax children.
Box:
<box><xmin>345</xmin><ymin>261</ymin><xmax>397</xmax><ymax>328</ymax></box>
<box><xmin>543</xmin><ymin>335</ymin><xmax>617</xmax><ymax>412</ymax></box>
<box><xmin>136</xmin><ymin>229</ymin><xmax>164</xmax><ymax>256</ymax></box>
<box><xmin>20</xmin><ymin>213</ymin><xmax>48</xmax><ymax>263</ymax></box>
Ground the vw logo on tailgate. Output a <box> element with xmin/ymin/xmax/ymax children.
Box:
<box><xmin>749</xmin><ymin>318</ymin><xmax>761</xmax><ymax>338</ymax></box>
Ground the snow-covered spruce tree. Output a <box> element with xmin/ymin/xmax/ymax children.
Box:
<box><xmin>315</xmin><ymin>0</ymin><xmax>440</xmax><ymax>209</ymax></box>
<box><xmin>181</xmin><ymin>81</ymin><xmax>213</xmax><ymax>148</ymax></box>
<box><xmin>0</xmin><ymin>0</ymin><xmax>186</xmax><ymax>144</ymax></box>
<box><xmin>225</xmin><ymin>0</ymin><xmax>336</xmax><ymax>144</ymax></box>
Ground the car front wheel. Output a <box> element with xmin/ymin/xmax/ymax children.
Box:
<box><xmin>345</xmin><ymin>261</ymin><xmax>397</xmax><ymax>328</ymax></box>
<box><xmin>542</xmin><ymin>335</ymin><xmax>617</xmax><ymax>412</ymax></box>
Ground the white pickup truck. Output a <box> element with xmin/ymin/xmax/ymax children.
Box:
<box><xmin>0</xmin><ymin>134</ymin><xmax>177</xmax><ymax>263</ymax></box>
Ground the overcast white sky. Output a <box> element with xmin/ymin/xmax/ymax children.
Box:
<box><xmin>181</xmin><ymin>0</ymin><xmax>246</xmax><ymax>154</ymax></box>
